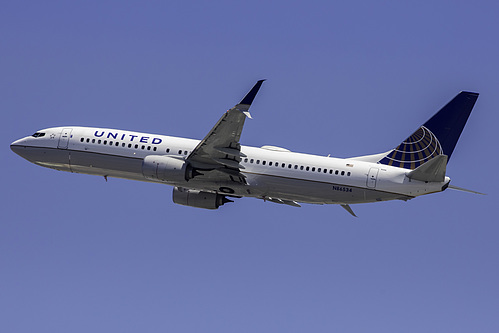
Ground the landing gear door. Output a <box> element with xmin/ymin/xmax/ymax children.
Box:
<box><xmin>367</xmin><ymin>167</ymin><xmax>379</xmax><ymax>188</ymax></box>
<box><xmin>58</xmin><ymin>128</ymin><xmax>73</xmax><ymax>149</ymax></box>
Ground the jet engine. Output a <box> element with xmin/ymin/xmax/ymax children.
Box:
<box><xmin>172</xmin><ymin>187</ymin><xmax>233</xmax><ymax>209</ymax></box>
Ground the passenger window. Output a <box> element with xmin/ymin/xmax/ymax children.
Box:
<box><xmin>244</xmin><ymin>158</ymin><xmax>248</xmax><ymax>163</ymax></box>
<box><xmin>282</xmin><ymin>163</ymin><xmax>285</xmax><ymax>168</ymax></box>
<box><xmin>306</xmin><ymin>166</ymin><xmax>309</xmax><ymax>171</ymax></box>
<box><xmin>166</xmin><ymin>148</ymin><xmax>170</xmax><ymax>153</ymax></box>
<box><xmin>347</xmin><ymin>172</ymin><xmax>351</xmax><ymax>176</ymax></box>
<box><xmin>128</xmin><ymin>143</ymin><xmax>132</xmax><ymax>148</ymax></box>
<box><xmin>98</xmin><ymin>140</ymin><xmax>101</xmax><ymax>144</ymax></box>
<box><xmin>341</xmin><ymin>171</ymin><xmax>345</xmax><ymax>176</ymax></box>
<box><xmin>294</xmin><ymin>165</ymin><xmax>298</xmax><ymax>169</ymax></box>
<box><xmin>318</xmin><ymin>168</ymin><xmax>321</xmax><ymax>172</ymax></box>
<box><xmin>184</xmin><ymin>151</ymin><xmax>188</xmax><ymax>155</ymax></box>
<box><xmin>300</xmin><ymin>166</ymin><xmax>304</xmax><ymax>170</ymax></box>
<box><xmin>147</xmin><ymin>146</ymin><xmax>151</xmax><ymax>150</ymax></box>
<box><xmin>178</xmin><ymin>150</ymin><xmax>182</xmax><ymax>154</ymax></box>
<box><xmin>86</xmin><ymin>138</ymin><xmax>90</xmax><ymax>143</ymax></box>
<box><xmin>256</xmin><ymin>160</ymin><xmax>260</xmax><ymax>164</ymax></box>
<box><xmin>329</xmin><ymin>170</ymin><xmax>333</xmax><ymax>174</ymax></box>
<box><xmin>153</xmin><ymin>147</ymin><xmax>157</xmax><ymax>151</ymax></box>
<box><xmin>135</xmin><ymin>144</ymin><xmax>138</xmax><ymax>149</ymax></box>
<box><xmin>250</xmin><ymin>159</ymin><xmax>254</xmax><ymax>163</ymax></box>
<box><xmin>122</xmin><ymin>143</ymin><xmax>125</xmax><ymax>147</ymax></box>
<box><xmin>324</xmin><ymin>169</ymin><xmax>327</xmax><ymax>173</ymax></box>
<box><xmin>335</xmin><ymin>170</ymin><xmax>339</xmax><ymax>175</ymax></box>
<box><xmin>141</xmin><ymin>145</ymin><xmax>145</xmax><ymax>149</ymax></box>
<box><xmin>312</xmin><ymin>167</ymin><xmax>315</xmax><ymax>172</ymax></box>
<box><xmin>80</xmin><ymin>138</ymin><xmax>84</xmax><ymax>142</ymax></box>
<box><xmin>262</xmin><ymin>161</ymin><xmax>266</xmax><ymax>165</ymax></box>
<box><xmin>103</xmin><ymin>140</ymin><xmax>107</xmax><ymax>145</ymax></box>
<box><xmin>288</xmin><ymin>164</ymin><xmax>292</xmax><ymax>168</ymax></box>
<box><xmin>269</xmin><ymin>161</ymin><xmax>272</xmax><ymax>166</ymax></box>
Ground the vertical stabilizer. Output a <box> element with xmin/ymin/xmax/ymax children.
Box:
<box><xmin>378</xmin><ymin>91</ymin><xmax>478</xmax><ymax>169</ymax></box>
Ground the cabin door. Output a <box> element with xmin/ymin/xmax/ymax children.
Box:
<box><xmin>58</xmin><ymin>128</ymin><xmax>73</xmax><ymax>149</ymax></box>
<box><xmin>367</xmin><ymin>167</ymin><xmax>379</xmax><ymax>188</ymax></box>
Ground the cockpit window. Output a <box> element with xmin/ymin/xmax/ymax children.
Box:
<box><xmin>32</xmin><ymin>132</ymin><xmax>46</xmax><ymax>138</ymax></box>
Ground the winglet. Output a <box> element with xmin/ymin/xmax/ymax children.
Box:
<box><xmin>239</xmin><ymin>80</ymin><xmax>265</xmax><ymax>105</ymax></box>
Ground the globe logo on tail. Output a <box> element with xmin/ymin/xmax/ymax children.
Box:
<box><xmin>378</xmin><ymin>126</ymin><xmax>443</xmax><ymax>170</ymax></box>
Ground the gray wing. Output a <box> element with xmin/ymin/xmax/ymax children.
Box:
<box><xmin>185</xmin><ymin>80</ymin><xmax>265</xmax><ymax>184</ymax></box>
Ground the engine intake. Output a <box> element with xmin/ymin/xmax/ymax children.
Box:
<box><xmin>172</xmin><ymin>187</ymin><xmax>233</xmax><ymax>209</ymax></box>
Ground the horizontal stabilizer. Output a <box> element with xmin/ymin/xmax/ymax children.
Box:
<box><xmin>448</xmin><ymin>185</ymin><xmax>485</xmax><ymax>195</ymax></box>
<box><xmin>407</xmin><ymin>154</ymin><xmax>447</xmax><ymax>182</ymax></box>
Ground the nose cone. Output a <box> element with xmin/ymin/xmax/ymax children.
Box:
<box><xmin>10</xmin><ymin>137</ymin><xmax>29</xmax><ymax>158</ymax></box>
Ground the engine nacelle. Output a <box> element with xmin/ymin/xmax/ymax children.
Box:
<box><xmin>142</xmin><ymin>155</ymin><xmax>187</xmax><ymax>183</ymax></box>
<box><xmin>172</xmin><ymin>187</ymin><xmax>233</xmax><ymax>210</ymax></box>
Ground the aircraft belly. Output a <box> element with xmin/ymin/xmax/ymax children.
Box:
<box><xmin>18</xmin><ymin>146</ymin><xmax>72</xmax><ymax>172</ymax></box>
<box><xmin>245</xmin><ymin>173</ymin><xmax>402</xmax><ymax>204</ymax></box>
<box><xmin>69</xmin><ymin>150</ymin><xmax>144</xmax><ymax>180</ymax></box>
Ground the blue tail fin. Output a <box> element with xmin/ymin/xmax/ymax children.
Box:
<box><xmin>378</xmin><ymin>91</ymin><xmax>479</xmax><ymax>170</ymax></box>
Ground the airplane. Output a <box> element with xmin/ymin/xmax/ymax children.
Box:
<box><xmin>10</xmin><ymin>80</ymin><xmax>482</xmax><ymax>216</ymax></box>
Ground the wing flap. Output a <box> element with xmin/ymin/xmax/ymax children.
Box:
<box><xmin>267</xmin><ymin>197</ymin><xmax>301</xmax><ymax>207</ymax></box>
<box><xmin>215</xmin><ymin>147</ymin><xmax>247</xmax><ymax>157</ymax></box>
<box><xmin>214</xmin><ymin>158</ymin><xmax>245</xmax><ymax>169</ymax></box>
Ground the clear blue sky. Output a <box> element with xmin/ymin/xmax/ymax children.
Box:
<box><xmin>2</xmin><ymin>1</ymin><xmax>498</xmax><ymax>332</ymax></box>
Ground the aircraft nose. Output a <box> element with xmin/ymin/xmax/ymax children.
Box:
<box><xmin>10</xmin><ymin>138</ymin><xmax>28</xmax><ymax>157</ymax></box>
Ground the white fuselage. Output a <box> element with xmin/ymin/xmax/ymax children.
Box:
<box><xmin>11</xmin><ymin>126</ymin><xmax>449</xmax><ymax>205</ymax></box>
